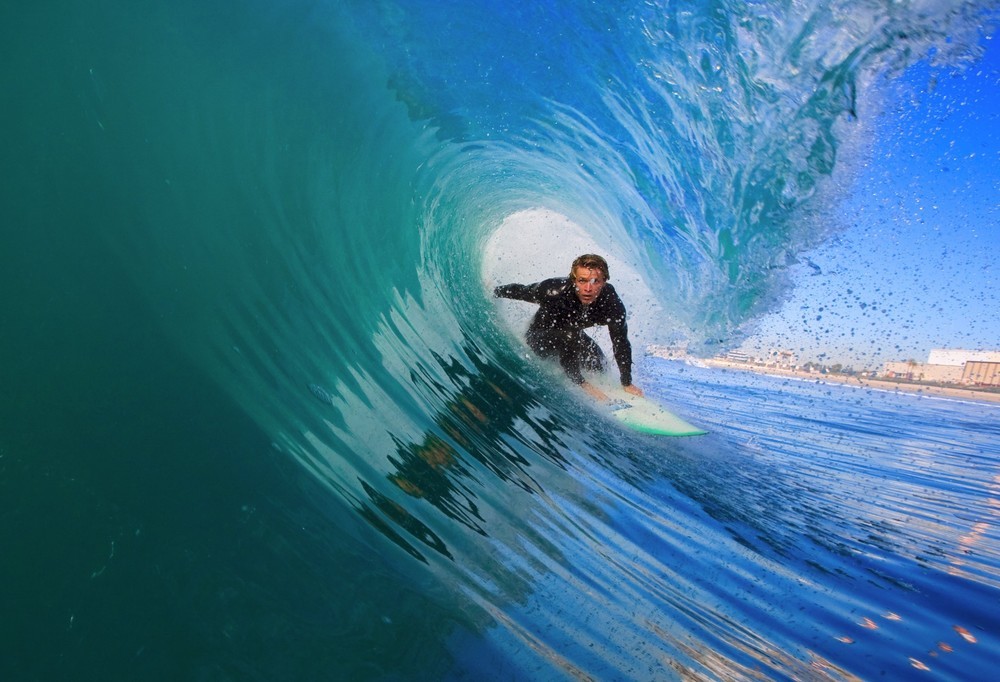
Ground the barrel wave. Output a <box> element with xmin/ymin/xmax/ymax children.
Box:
<box><xmin>3</xmin><ymin>1</ymin><xmax>998</xmax><ymax>680</ymax></box>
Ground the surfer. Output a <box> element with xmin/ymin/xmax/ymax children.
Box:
<box><xmin>494</xmin><ymin>253</ymin><xmax>643</xmax><ymax>401</ymax></box>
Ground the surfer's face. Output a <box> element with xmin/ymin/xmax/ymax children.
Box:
<box><xmin>573</xmin><ymin>266</ymin><xmax>606</xmax><ymax>305</ymax></box>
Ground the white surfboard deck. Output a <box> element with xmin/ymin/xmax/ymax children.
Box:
<box><xmin>600</xmin><ymin>385</ymin><xmax>707</xmax><ymax>437</ymax></box>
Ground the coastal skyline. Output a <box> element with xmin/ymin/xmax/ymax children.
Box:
<box><xmin>739</xmin><ymin>34</ymin><xmax>999</xmax><ymax>371</ymax></box>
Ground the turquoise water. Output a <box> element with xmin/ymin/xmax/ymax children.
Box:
<box><xmin>2</xmin><ymin>1</ymin><xmax>998</xmax><ymax>679</ymax></box>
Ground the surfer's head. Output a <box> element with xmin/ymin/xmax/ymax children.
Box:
<box><xmin>571</xmin><ymin>254</ymin><xmax>609</xmax><ymax>281</ymax></box>
<box><xmin>571</xmin><ymin>254</ymin><xmax>609</xmax><ymax>305</ymax></box>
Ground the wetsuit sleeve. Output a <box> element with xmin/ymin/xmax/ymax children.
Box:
<box><xmin>493</xmin><ymin>282</ymin><xmax>544</xmax><ymax>303</ymax></box>
<box><xmin>607</xmin><ymin>298</ymin><xmax>634</xmax><ymax>386</ymax></box>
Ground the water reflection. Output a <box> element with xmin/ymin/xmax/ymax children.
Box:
<box><xmin>358</xmin><ymin>343</ymin><xmax>571</xmax><ymax>561</ymax></box>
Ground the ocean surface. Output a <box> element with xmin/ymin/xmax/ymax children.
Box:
<box><xmin>3</xmin><ymin>1</ymin><xmax>999</xmax><ymax>680</ymax></box>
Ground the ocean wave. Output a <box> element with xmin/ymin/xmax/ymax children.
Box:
<box><xmin>8</xmin><ymin>0</ymin><xmax>997</xmax><ymax>678</ymax></box>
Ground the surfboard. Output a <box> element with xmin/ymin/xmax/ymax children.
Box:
<box><xmin>602</xmin><ymin>387</ymin><xmax>707</xmax><ymax>437</ymax></box>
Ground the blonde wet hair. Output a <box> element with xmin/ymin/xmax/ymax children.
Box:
<box><xmin>570</xmin><ymin>253</ymin><xmax>609</xmax><ymax>281</ymax></box>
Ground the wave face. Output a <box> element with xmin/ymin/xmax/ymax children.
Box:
<box><xmin>3</xmin><ymin>0</ymin><xmax>998</xmax><ymax>679</ymax></box>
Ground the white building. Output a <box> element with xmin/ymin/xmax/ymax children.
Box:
<box><xmin>927</xmin><ymin>349</ymin><xmax>1000</xmax><ymax>366</ymax></box>
<box><xmin>646</xmin><ymin>344</ymin><xmax>689</xmax><ymax>359</ymax></box>
<box><xmin>883</xmin><ymin>349</ymin><xmax>1000</xmax><ymax>387</ymax></box>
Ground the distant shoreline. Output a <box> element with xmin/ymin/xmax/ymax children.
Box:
<box><xmin>701</xmin><ymin>359</ymin><xmax>1000</xmax><ymax>405</ymax></box>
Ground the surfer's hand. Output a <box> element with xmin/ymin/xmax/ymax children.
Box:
<box><xmin>581</xmin><ymin>381</ymin><xmax>609</xmax><ymax>401</ymax></box>
<box><xmin>623</xmin><ymin>384</ymin><xmax>644</xmax><ymax>397</ymax></box>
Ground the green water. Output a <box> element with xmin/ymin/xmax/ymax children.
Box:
<box><xmin>1</xmin><ymin>4</ymin><xmax>450</xmax><ymax>678</ymax></box>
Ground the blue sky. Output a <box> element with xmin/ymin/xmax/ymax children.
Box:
<box><xmin>741</xmin><ymin>34</ymin><xmax>1000</xmax><ymax>370</ymax></box>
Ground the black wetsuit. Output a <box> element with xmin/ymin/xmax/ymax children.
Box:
<box><xmin>494</xmin><ymin>277</ymin><xmax>633</xmax><ymax>386</ymax></box>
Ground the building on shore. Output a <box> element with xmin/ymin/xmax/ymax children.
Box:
<box><xmin>646</xmin><ymin>344</ymin><xmax>690</xmax><ymax>359</ymax></box>
<box><xmin>928</xmin><ymin>349</ymin><xmax>1000</xmax><ymax>366</ymax></box>
<box><xmin>882</xmin><ymin>349</ymin><xmax>1000</xmax><ymax>387</ymax></box>
<box><xmin>719</xmin><ymin>349</ymin><xmax>800</xmax><ymax>369</ymax></box>
<box><xmin>962</xmin><ymin>361</ymin><xmax>1000</xmax><ymax>386</ymax></box>
<box><xmin>723</xmin><ymin>349</ymin><xmax>752</xmax><ymax>364</ymax></box>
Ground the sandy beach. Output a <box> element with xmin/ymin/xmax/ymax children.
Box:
<box><xmin>703</xmin><ymin>359</ymin><xmax>1000</xmax><ymax>405</ymax></box>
